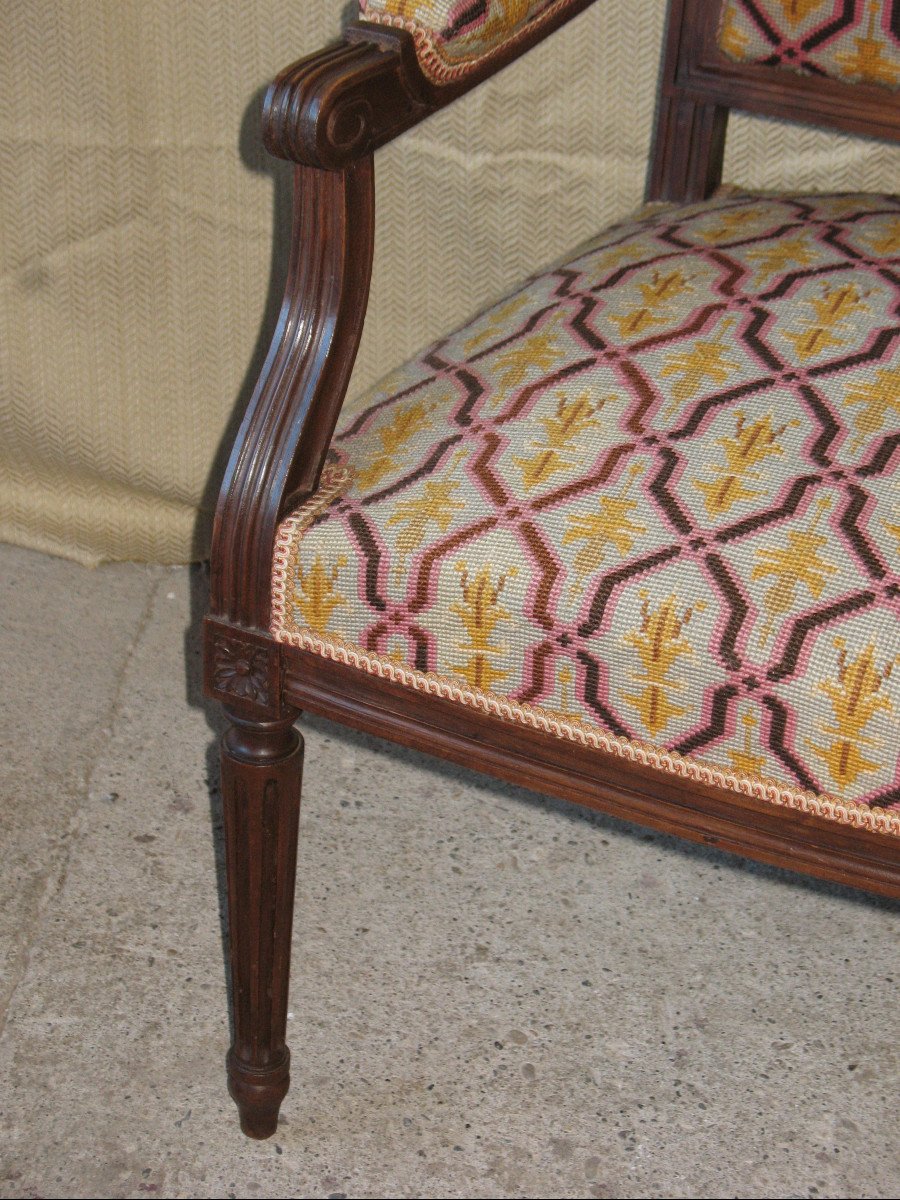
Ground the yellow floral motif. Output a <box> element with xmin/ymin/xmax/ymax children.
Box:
<box><xmin>842</xmin><ymin>366</ymin><xmax>900</xmax><ymax>452</ymax></box>
<box><xmin>693</xmin><ymin>410</ymin><xmax>796</xmax><ymax>517</ymax></box>
<box><xmin>660</xmin><ymin>320</ymin><xmax>740</xmax><ymax>411</ymax></box>
<box><xmin>746</xmin><ymin>235</ymin><xmax>816</xmax><ymax>282</ymax></box>
<box><xmin>863</xmin><ymin>216</ymin><xmax>900</xmax><ymax>257</ymax></box>
<box><xmin>834</xmin><ymin>2</ymin><xmax>900</xmax><ymax>86</ymax></box>
<box><xmin>782</xmin><ymin>282</ymin><xmax>870</xmax><ymax>361</ymax></box>
<box><xmin>293</xmin><ymin>554</ymin><xmax>348</xmax><ymax>634</ymax></box>
<box><xmin>622</xmin><ymin>590</ymin><xmax>705</xmax><ymax>736</ymax></box>
<box><xmin>719</xmin><ymin>5</ymin><xmax>750</xmax><ymax>57</ymax></box>
<box><xmin>450</xmin><ymin>562</ymin><xmax>518</xmax><ymax>692</ymax></box>
<box><xmin>593</xmin><ymin>241</ymin><xmax>650</xmax><ymax>272</ymax></box>
<box><xmin>697</xmin><ymin>207</ymin><xmax>767</xmax><ymax>244</ymax></box>
<box><xmin>387</xmin><ymin>479</ymin><xmax>467</xmax><ymax>569</ymax></box>
<box><xmin>493</xmin><ymin>328</ymin><xmax>566</xmax><ymax>391</ymax></box>
<box><xmin>774</xmin><ymin>0</ymin><xmax>830</xmax><ymax>24</ymax></box>
<box><xmin>563</xmin><ymin>461</ymin><xmax>647</xmax><ymax>581</ymax></box>
<box><xmin>809</xmin><ymin>638</ymin><xmax>898</xmax><ymax>789</ymax></box>
<box><xmin>727</xmin><ymin>711</ymin><xmax>768</xmax><ymax>776</ymax></box>
<box><xmin>463</xmin><ymin>294</ymin><xmax>530</xmax><ymax>354</ymax></box>
<box><xmin>609</xmin><ymin>269</ymin><xmax>694</xmax><ymax>339</ymax></box>
<box><xmin>513</xmin><ymin>390</ymin><xmax>608</xmax><ymax>489</ymax></box>
<box><xmin>751</xmin><ymin>496</ymin><xmax>837</xmax><ymax>645</ymax></box>
<box><xmin>355</xmin><ymin>399</ymin><xmax>436</xmax><ymax>490</ymax></box>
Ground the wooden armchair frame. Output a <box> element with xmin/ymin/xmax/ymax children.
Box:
<box><xmin>204</xmin><ymin>0</ymin><xmax>900</xmax><ymax>1138</ymax></box>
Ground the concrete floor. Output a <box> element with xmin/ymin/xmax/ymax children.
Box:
<box><xmin>0</xmin><ymin>540</ymin><xmax>897</xmax><ymax>1199</ymax></box>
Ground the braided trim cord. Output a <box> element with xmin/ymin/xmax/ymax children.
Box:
<box><xmin>360</xmin><ymin>0</ymin><xmax>582</xmax><ymax>85</ymax></box>
<box><xmin>271</xmin><ymin>475</ymin><xmax>900</xmax><ymax>840</ymax></box>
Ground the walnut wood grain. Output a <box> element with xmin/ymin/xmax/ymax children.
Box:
<box><xmin>209</xmin><ymin>159</ymin><xmax>374</xmax><ymax>628</ymax></box>
<box><xmin>282</xmin><ymin>647</ymin><xmax>900</xmax><ymax>900</ymax></box>
<box><xmin>205</xmin><ymin>0</ymin><xmax>900</xmax><ymax>1140</ymax></box>
<box><xmin>221</xmin><ymin>709</ymin><xmax>303</xmax><ymax>1138</ymax></box>
<box><xmin>262</xmin><ymin>5</ymin><xmax>597</xmax><ymax>169</ymax></box>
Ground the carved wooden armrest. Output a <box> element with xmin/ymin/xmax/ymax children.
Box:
<box><xmin>263</xmin><ymin>2</ymin><xmax>596</xmax><ymax>169</ymax></box>
<box><xmin>358</xmin><ymin>0</ymin><xmax>595</xmax><ymax>87</ymax></box>
<box><xmin>211</xmin><ymin>2</ymin><xmax>597</xmax><ymax>628</ymax></box>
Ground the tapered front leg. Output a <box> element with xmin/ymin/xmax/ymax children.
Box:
<box><xmin>220</xmin><ymin>708</ymin><xmax>303</xmax><ymax>1138</ymax></box>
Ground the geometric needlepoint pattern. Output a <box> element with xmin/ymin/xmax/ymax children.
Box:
<box><xmin>359</xmin><ymin>0</ymin><xmax>581</xmax><ymax>83</ymax></box>
<box><xmin>719</xmin><ymin>0</ymin><xmax>900</xmax><ymax>90</ymax></box>
<box><xmin>272</xmin><ymin>192</ymin><xmax>900</xmax><ymax>837</ymax></box>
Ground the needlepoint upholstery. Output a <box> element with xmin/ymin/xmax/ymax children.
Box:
<box><xmin>719</xmin><ymin>0</ymin><xmax>900</xmax><ymax>89</ymax></box>
<box><xmin>358</xmin><ymin>0</ymin><xmax>580</xmax><ymax>82</ymax></box>
<box><xmin>272</xmin><ymin>192</ymin><xmax>900</xmax><ymax>837</ymax></box>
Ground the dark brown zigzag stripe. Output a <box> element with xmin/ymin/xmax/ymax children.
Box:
<box><xmin>517</xmin><ymin>520</ymin><xmax>562</xmax><ymax>632</ymax></box>
<box><xmin>577</xmin><ymin>545</ymin><xmax>682</xmax><ymax>638</ymax></box>
<box><xmin>586</xmin><ymin>248</ymin><xmax>686</xmax><ymax>295</ymax></box>
<box><xmin>705</xmin><ymin>249</ymin><xmax>750</xmax><ymax>299</ymax></box>
<box><xmin>499</xmin><ymin>356</ymin><xmax>598</xmax><ymax>423</ymax></box>
<box><xmin>761</xmin><ymin>695</ymin><xmax>820</xmax><ymax>793</ymax></box>
<box><xmin>361</xmin><ymin>434</ymin><xmax>465</xmax><ymax>506</ymax></box>
<box><xmin>337</xmin><ymin>373</ymin><xmax>439</xmax><ymax>438</ymax></box>
<box><xmin>799</xmin><ymin>382</ymin><xmax>841</xmax><ymax>467</ymax></box>
<box><xmin>802</xmin><ymin>0</ymin><xmax>858</xmax><ymax>52</ymax></box>
<box><xmin>741</xmin><ymin>306</ymin><xmax>787</xmax><ymax>372</ymax></box>
<box><xmin>856</xmin><ymin>433</ymin><xmax>900</xmax><ymax>477</ymax></box>
<box><xmin>672</xmin><ymin>684</ymin><xmax>740</xmax><ymax>755</ymax></box>
<box><xmin>515</xmin><ymin>639</ymin><xmax>557</xmax><ymax>706</ymax></box>
<box><xmin>364</xmin><ymin>619</ymin><xmax>431</xmax><ymax>674</ymax></box>
<box><xmin>732</xmin><ymin>2</ymin><xmax>783</xmax><ymax>51</ymax></box>
<box><xmin>649</xmin><ymin>447</ymin><xmax>694</xmax><ymax>535</ymax></box>
<box><xmin>467</xmin><ymin>302</ymin><xmax>559</xmax><ymax>364</ymax></box>
<box><xmin>766</xmin><ymin>590</ymin><xmax>877</xmax><ymax>682</ymax></box>
<box><xmin>409</xmin><ymin>516</ymin><xmax>498</xmax><ymax>615</ymax></box>
<box><xmin>450</xmin><ymin>368</ymin><xmax>485</xmax><ymax>426</ymax></box>
<box><xmin>839</xmin><ymin>484</ymin><xmax>889</xmax><ymax>581</ymax></box>
<box><xmin>470</xmin><ymin>429</ymin><xmax>509</xmax><ymax>507</ymax></box>
<box><xmin>628</xmin><ymin>303</ymin><xmax>727</xmax><ymax>355</ymax></box>
<box><xmin>576</xmin><ymin>650</ymin><xmax>632</xmax><ymax>739</ymax></box>
<box><xmin>715</xmin><ymin>475</ymin><xmax>820</xmax><ymax>543</ymax></box>
<box><xmin>806</xmin><ymin>327</ymin><xmax>900</xmax><ymax>380</ymax></box>
<box><xmin>348</xmin><ymin>510</ymin><xmax>388</xmax><ymax>613</ymax></box>
<box><xmin>530</xmin><ymin>442</ymin><xmax>635</xmax><ymax>513</ymax></box>
<box><xmin>669</xmin><ymin>376</ymin><xmax>776</xmax><ymax>440</ymax></box>
<box><xmin>759</xmin><ymin>260</ymin><xmax>857</xmax><ymax>302</ymax></box>
<box><xmin>442</xmin><ymin>1</ymin><xmax>489</xmax><ymax>40</ymax></box>
<box><xmin>703</xmin><ymin>553</ymin><xmax>748</xmax><ymax>672</ymax></box>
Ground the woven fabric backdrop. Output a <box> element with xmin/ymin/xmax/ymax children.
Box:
<box><xmin>2</xmin><ymin>0</ymin><xmax>898</xmax><ymax>564</ymax></box>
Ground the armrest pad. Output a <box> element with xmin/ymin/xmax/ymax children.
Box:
<box><xmin>359</xmin><ymin>0</ymin><xmax>591</xmax><ymax>85</ymax></box>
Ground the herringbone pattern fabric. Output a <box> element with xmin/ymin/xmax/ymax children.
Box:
<box><xmin>272</xmin><ymin>192</ymin><xmax>900</xmax><ymax>835</ymax></box>
<box><xmin>720</xmin><ymin>0</ymin><xmax>900</xmax><ymax>88</ymax></box>
<box><xmin>3</xmin><ymin>1</ymin><xmax>898</xmax><ymax>564</ymax></box>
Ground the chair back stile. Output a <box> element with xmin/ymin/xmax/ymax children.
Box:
<box><xmin>648</xmin><ymin>0</ymin><xmax>900</xmax><ymax>205</ymax></box>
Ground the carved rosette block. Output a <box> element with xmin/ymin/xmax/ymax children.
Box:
<box><xmin>204</xmin><ymin>619</ymin><xmax>284</xmax><ymax>719</ymax></box>
<box><xmin>221</xmin><ymin>711</ymin><xmax>304</xmax><ymax>1138</ymax></box>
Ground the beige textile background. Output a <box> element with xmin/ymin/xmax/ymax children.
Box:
<box><xmin>2</xmin><ymin>1</ymin><xmax>898</xmax><ymax>565</ymax></box>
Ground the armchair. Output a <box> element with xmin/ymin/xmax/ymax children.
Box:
<box><xmin>204</xmin><ymin>0</ymin><xmax>900</xmax><ymax>1137</ymax></box>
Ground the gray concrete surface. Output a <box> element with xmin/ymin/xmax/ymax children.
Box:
<box><xmin>0</xmin><ymin>540</ymin><xmax>897</xmax><ymax>1199</ymax></box>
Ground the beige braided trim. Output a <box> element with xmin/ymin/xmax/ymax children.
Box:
<box><xmin>360</xmin><ymin>0</ymin><xmax>582</xmax><ymax>85</ymax></box>
<box><xmin>271</xmin><ymin>468</ymin><xmax>900</xmax><ymax>840</ymax></box>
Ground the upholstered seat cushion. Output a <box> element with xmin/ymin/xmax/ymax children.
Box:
<box><xmin>272</xmin><ymin>191</ymin><xmax>900</xmax><ymax>836</ymax></box>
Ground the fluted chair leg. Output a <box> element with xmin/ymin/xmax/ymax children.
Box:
<box><xmin>220</xmin><ymin>709</ymin><xmax>303</xmax><ymax>1138</ymax></box>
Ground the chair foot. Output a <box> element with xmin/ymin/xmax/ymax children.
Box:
<box><xmin>227</xmin><ymin>1047</ymin><xmax>290</xmax><ymax>1139</ymax></box>
<box><xmin>220</xmin><ymin>708</ymin><xmax>303</xmax><ymax>1138</ymax></box>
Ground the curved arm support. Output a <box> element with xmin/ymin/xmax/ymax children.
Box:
<box><xmin>263</xmin><ymin>4</ymin><xmax>597</xmax><ymax>169</ymax></box>
<box><xmin>210</xmin><ymin>158</ymin><xmax>374</xmax><ymax>628</ymax></box>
